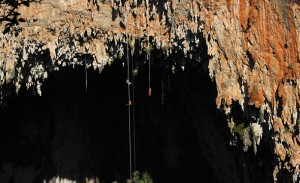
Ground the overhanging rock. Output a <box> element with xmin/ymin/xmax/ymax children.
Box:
<box><xmin>1</xmin><ymin>0</ymin><xmax>300</xmax><ymax>181</ymax></box>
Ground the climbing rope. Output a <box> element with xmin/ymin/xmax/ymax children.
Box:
<box><xmin>161</xmin><ymin>79</ymin><xmax>165</xmax><ymax>107</ymax></box>
<box><xmin>85</xmin><ymin>54</ymin><xmax>88</xmax><ymax>92</ymax></box>
<box><xmin>131</xmin><ymin>53</ymin><xmax>137</xmax><ymax>171</ymax></box>
<box><xmin>147</xmin><ymin>37</ymin><xmax>151</xmax><ymax>97</ymax></box>
<box><xmin>126</xmin><ymin>33</ymin><xmax>132</xmax><ymax>181</ymax></box>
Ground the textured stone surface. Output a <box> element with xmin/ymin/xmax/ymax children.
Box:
<box><xmin>1</xmin><ymin>0</ymin><xmax>300</xmax><ymax>181</ymax></box>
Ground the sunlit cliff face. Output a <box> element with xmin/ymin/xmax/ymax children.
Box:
<box><xmin>1</xmin><ymin>0</ymin><xmax>300</xmax><ymax>182</ymax></box>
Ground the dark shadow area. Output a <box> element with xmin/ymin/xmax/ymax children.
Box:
<box><xmin>0</xmin><ymin>54</ymin><xmax>274</xmax><ymax>183</ymax></box>
<box><xmin>0</xmin><ymin>57</ymin><xmax>224</xmax><ymax>183</ymax></box>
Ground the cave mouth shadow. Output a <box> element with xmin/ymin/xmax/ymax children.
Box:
<box><xmin>0</xmin><ymin>49</ymin><xmax>275</xmax><ymax>183</ymax></box>
<box><xmin>0</xmin><ymin>55</ymin><xmax>229</xmax><ymax>183</ymax></box>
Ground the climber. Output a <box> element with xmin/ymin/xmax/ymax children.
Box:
<box><xmin>126</xmin><ymin>79</ymin><xmax>132</xmax><ymax>85</ymax></box>
<box><xmin>148</xmin><ymin>87</ymin><xmax>152</xmax><ymax>97</ymax></box>
<box><xmin>127</xmin><ymin>99</ymin><xmax>132</xmax><ymax>106</ymax></box>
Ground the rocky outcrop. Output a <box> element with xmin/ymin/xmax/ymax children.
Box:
<box><xmin>1</xmin><ymin>0</ymin><xmax>300</xmax><ymax>182</ymax></box>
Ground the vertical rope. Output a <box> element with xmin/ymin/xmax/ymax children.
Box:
<box><xmin>132</xmin><ymin>52</ymin><xmax>136</xmax><ymax>171</ymax></box>
<box><xmin>126</xmin><ymin>33</ymin><xmax>132</xmax><ymax>181</ymax></box>
<box><xmin>148</xmin><ymin>56</ymin><xmax>151</xmax><ymax>96</ymax></box>
<box><xmin>161</xmin><ymin>79</ymin><xmax>165</xmax><ymax>107</ymax></box>
<box><xmin>148</xmin><ymin>37</ymin><xmax>151</xmax><ymax>97</ymax></box>
<box><xmin>85</xmin><ymin>55</ymin><xmax>88</xmax><ymax>92</ymax></box>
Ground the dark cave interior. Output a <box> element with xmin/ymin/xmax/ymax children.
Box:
<box><xmin>0</xmin><ymin>53</ymin><xmax>275</xmax><ymax>183</ymax></box>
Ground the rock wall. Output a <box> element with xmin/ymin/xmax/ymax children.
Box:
<box><xmin>1</xmin><ymin>0</ymin><xmax>300</xmax><ymax>182</ymax></box>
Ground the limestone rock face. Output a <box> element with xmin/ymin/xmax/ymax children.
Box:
<box><xmin>1</xmin><ymin>0</ymin><xmax>300</xmax><ymax>181</ymax></box>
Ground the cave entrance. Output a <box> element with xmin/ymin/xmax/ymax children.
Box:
<box><xmin>0</xmin><ymin>54</ymin><xmax>229</xmax><ymax>183</ymax></box>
